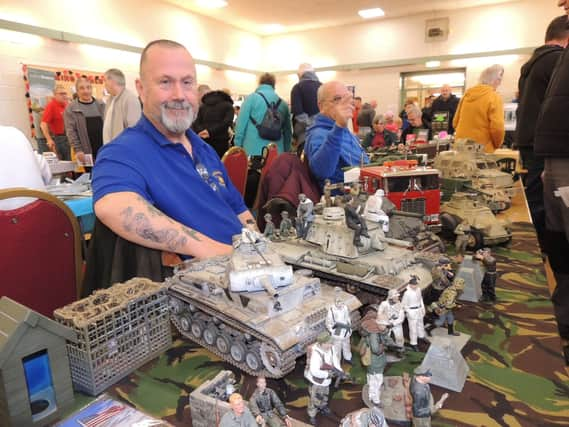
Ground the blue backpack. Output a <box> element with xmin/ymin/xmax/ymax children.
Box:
<box><xmin>250</xmin><ymin>92</ymin><xmax>283</xmax><ymax>141</ymax></box>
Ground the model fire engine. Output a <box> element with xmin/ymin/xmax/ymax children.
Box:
<box><xmin>360</xmin><ymin>160</ymin><xmax>441</xmax><ymax>229</ymax></box>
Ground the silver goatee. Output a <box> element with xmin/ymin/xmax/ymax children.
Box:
<box><xmin>160</xmin><ymin>100</ymin><xmax>196</xmax><ymax>134</ymax></box>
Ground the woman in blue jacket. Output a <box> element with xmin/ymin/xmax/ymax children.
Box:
<box><xmin>234</xmin><ymin>73</ymin><xmax>292</xmax><ymax>156</ymax></box>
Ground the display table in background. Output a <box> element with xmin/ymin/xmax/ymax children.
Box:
<box><xmin>66</xmin><ymin>182</ymin><xmax>569</xmax><ymax>427</ymax></box>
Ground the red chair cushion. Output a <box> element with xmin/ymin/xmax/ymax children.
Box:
<box><xmin>223</xmin><ymin>150</ymin><xmax>248</xmax><ymax>195</ymax></box>
<box><xmin>0</xmin><ymin>199</ymin><xmax>77</xmax><ymax>317</ymax></box>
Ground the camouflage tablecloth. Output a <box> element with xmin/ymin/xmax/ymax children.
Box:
<box><xmin>70</xmin><ymin>222</ymin><xmax>569</xmax><ymax>427</ymax></box>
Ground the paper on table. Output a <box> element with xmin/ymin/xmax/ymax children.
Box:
<box><xmin>554</xmin><ymin>186</ymin><xmax>569</xmax><ymax>208</ymax></box>
<box><xmin>77</xmin><ymin>154</ymin><xmax>94</xmax><ymax>167</ymax></box>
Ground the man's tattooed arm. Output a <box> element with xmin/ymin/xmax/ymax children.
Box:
<box><xmin>95</xmin><ymin>191</ymin><xmax>232</xmax><ymax>258</ymax></box>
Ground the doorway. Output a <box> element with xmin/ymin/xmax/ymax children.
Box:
<box><xmin>400</xmin><ymin>69</ymin><xmax>466</xmax><ymax>109</ymax></box>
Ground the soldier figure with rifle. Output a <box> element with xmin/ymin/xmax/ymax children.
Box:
<box><xmin>326</xmin><ymin>287</ymin><xmax>354</xmax><ymax>364</ymax></box>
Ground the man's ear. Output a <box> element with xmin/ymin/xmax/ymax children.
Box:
<box><xmin>135</xmin><ymin>78</ymin><xmax>144</xmax><ymax>104</ymax></box>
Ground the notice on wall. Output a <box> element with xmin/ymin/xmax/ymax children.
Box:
<box><xmin>22</xmin><ymin>64</ymin><xmax>107</xmax><ymax>145</ymax></box>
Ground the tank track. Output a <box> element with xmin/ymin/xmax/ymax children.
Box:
<box><xmin>169</xmin><ymin>285</ymin><xmax>323</xmax><ymax>378</ymax></box>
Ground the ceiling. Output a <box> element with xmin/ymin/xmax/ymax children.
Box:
<box><xmin>163</xmin><ymin>0</ymin><xmax>516</xmax><ymax>35</ymax></box>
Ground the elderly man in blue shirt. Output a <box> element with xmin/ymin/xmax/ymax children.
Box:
<box><xmin>304</xmin><ymin>81</ymin><xmax>369</xmax><ymax>190</ymax></box>
<box><xmin>93</xmin><ymin>39</ymin><xmax>255</xmax><ymax>259</ymax></box>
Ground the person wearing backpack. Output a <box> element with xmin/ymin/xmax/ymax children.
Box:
<box><xmin>234</xmin><ymin>73</ymin><xmax>292</xmax><ymax>156</ymax></box>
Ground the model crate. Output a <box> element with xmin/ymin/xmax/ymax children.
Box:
<box><xmin>54</xmin><ymin>278</ymin><xmax>171</xmax><ymax>396</ymax></box>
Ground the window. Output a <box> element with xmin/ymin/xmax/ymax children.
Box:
<box><xmin>22</xmin><ymin>349</ymin><xmax>57</xmax><ymax>421</ymax></box>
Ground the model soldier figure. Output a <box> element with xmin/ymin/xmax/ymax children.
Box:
<box><xmin>377</xmin><ymin>289</ymin><xmax>405</xmax><ymax>351</ymax></box>
<box><xmin>297</xmin><ymin>193</ymin><xmax>315</xmax><ymax>239</ymax></box>
<box><xmin>453</xmin><ymin>219</ymin><xmax>471</xmax><ymax>261</ymax></box>
<box><xmin>219</xmin><ymin>393</ymin><xmax>257</xmax><ymax>427</ymax></box>
<box><xmin>409</xmin><ymin>369</ymin><xmax>449</xmax><ymax>427</ymax></box>
<box><xmin>342</xmin><ymin>406</ymin><xmax>389</xmax><ymax>427</ymax></box>
<box><xmin>249</xmin><ymin>376</ymin><xmax>292</xmax><ymax>427</ymax></box>
<box><xmin>475</xmin><ymin>247</ymin><xmax>497</xmax><ymax>304</ymax></box>
<box><xmin>361</xmin><ymin>312</ymin><xmax>396</xmax><ymax>407</ymax></box>
<box><xmin>264</xmin><ymin>213</ymin><xmax>275</xmax><ymax>239</ymax></box>
<box><xmin>401</xmin><ymin>276</ymin><xmax>427</xmax><ymax>352</ymax></box>
<box><xmin>344</xmin><ymin>194</ymin><xmax>370</xmax><ymax>247</ymax></box>
<box><xmin>326</xmin><ymin>287</ymin><xmax>353</xmax><ymax>364</ymax></box>
<box><xmin>427</xmin><ymin>256</ymin><xmax>454</xmax><ymax>305</ymax></box>
<box><xmin>323</xmin><ymin>178</ymin><xmax>333</xmax><ymax>207</ymax></box>
<box><xmin>426</xmin><ymin>278</ymin><xmax>465</xmax><ymax>337</ymax></box>
<box><xmin>279</xmin><ymin>211</ymin><xmax>294</xmax><ymax>238</ymax></box>
<box><xmin>364</xmin><ymin>189</ymin><xmax>394</xmax><ymax>232</ymax></box>
<box><xmin>304</xmin><ymin>332</ymin><xmax>345</xmax><ymax>425</ymax></box>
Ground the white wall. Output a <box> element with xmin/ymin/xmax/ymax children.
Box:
<box><xmin>0</xmin><ymin>0</ymin><xmax>261</xmax><ymax>136</ymax></box>
<box><xmin>0</xmin><ymin>0</ymin><xmax>564</xmax><ymax>136</ymax></box>
<box><xmin>270</xmin><ymin>0</ymin><xmax>560</xmax><ymax>110</ymax></box>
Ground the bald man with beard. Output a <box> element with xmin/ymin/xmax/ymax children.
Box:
<box><xmin>92</xmin><ymin>39</ymin><xmax>255</xmax><ymax>260</ymax></box>
<box><xmin>304</xmin><ymin>81</ymin><xmax>369</xmax><ymax>190</ymax></box>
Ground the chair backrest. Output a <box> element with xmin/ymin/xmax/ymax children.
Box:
<box><xmin>221</xmin><ymin>146</ymin><xmax>248</xmax><ymax>196</ymax></box>
<box><xmin>0</xmin><ymin>188</ymin><xmax>82</xmax><ymax>317</ymax></box>
<box><xmin>253</xmin><ymin>143</ymin><xmax>279</xmax><ymax>209</ymax></box>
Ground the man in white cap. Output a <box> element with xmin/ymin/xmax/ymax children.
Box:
<box><xmin>377</xmin><ymin>289</ymin><xmax>405</xmax><ymax>350</ymax></box>
<box><xmin>401</xmin><ymin>276</ymin><xmax>427</xmax><ymax>351</ymax></box>
<box><xmin>326</xmin><ymin>287</ymin><xmax>353</xmax><ymax>364</ymax></box>
<box><xmin>364</xmin><ymin>189</ymin><xmax>394</xmax><ymax>232</ymax></box>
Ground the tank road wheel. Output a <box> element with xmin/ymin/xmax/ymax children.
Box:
<box><xmin>467</xmin><ymin>229</ymin><xmax>484</xmax><ymax>251</ymax></box>
<box><xmin>203</xmin><ymin>325</ymin><xmax>218</xmax><ymax>346</ymax></box>
<box><xmin>169</xmin><ymin>298</ymin><xmax>184</xmax><ymax>315</ymax></box>
<box><xmin>245</xmin><ymin>350</ymin><xmax>262</xmax><ymax>372</ymax></box>
<box><xmin>179</xmin><ymin>315</ymin><xmax>192</xmax><ymax>332</ymax></box>
<box><xmin>260</xmin><ymin>342</ymin><xmax>284</xmax><ymax>377</ymax></box>
<box><xmin>216</xmin><ymin>334</ymin><xmax>231</xmax><ymax>354</ymax></box>
<box><xmin>191</xmin><ymin>319</ymin><xmax>205</xmax><ymax>339</ymax></box>
<box><xmin>230</xmin><ymin>341</ymin><xmax>247</xmax><ymax>363</ymax></box>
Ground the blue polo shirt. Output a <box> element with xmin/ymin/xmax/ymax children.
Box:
<box><xmin>93</xmin><ymin>115</ymin><xmax>247</xmax><ymax>246</ymax></box>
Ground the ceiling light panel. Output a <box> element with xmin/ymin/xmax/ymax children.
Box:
<box><xmin>196</xmin><ymin>0</ymin><xmax>227</xmax><ymax>9</ymax></box>
<box><xmin>358</xmin><ymin>8</ymin><xmax>385</xmax><ymax>19</ymax></box>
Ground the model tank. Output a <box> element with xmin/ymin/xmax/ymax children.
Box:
<box><xmin>271</xmin><ymin>207</ymin><xmax>435</xmax><ymax>303</ymax></box>
<box><xmin>166</xmin><ymin>231</ymin><xmax>361</xmax><ymax>378</ymax></box>
<box><xmin>434</xmin><ymin>139</ymin><xmax>515</xmax><ymax>211</ymax></box>
<box><xmin>440</xmin><ymin>192</ymin><xmax>512</xmax><ymax>249</ymax></box>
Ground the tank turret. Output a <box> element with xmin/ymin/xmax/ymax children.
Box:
<box><xmin>167</xmin><ymin>231</ymin><xmax>361</xmax><ymax>378</ymax></box>
<box><xmin>271</xmin><ymin>205</ymin><xmax>437</xmax><ymax>303</ymax></box>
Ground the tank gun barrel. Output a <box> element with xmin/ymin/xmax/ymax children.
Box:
<box><xmin>377</xmin><ymin>235</ymin><xmax>414</xmax><ymax>248</ymax></box>
<box><xmin>392</xmin><ymin>209</ymin><xmax>424</xmax><ymax>219</ymax></box>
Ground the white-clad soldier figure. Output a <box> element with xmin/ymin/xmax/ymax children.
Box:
<box><xmin>377</xmin><ymin>289</ymin><xmax>405</xmax><ymax>349</ymax></box>
<box><xmin>325</xmin><ymin>287</ymin><xmax>353</xmax><ymax>364</ymax></box>
<box><xmin>401</xmin><ymin>276</ymin><xmax>427</xmax><ymax>352</ymax></box>
<box><xmin>364</xmin><ymin>189</ymin><xmax>393</xmax><ymax>232</ymax></box>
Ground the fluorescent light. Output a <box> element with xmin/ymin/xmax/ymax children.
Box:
<box><xmin>262</xmin><ymin>24</ymin><xmax>285</xmax><ymax>34</ymax></box>
<box><xmin>425</xmin><ymin>60</ymin><xmax>441</xmax><ymax>68</ymax></box>
<box><xmin>196</xmin><ymin>0</ymin><xmax>227</xmax><ymax>9</ymax></box>
<box><xmin>358</xmin><ymin>8</ymin><xmax>385</xmax><ymax>19</ymax></box>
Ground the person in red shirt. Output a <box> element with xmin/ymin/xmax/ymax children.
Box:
<box><xmin>352</xmin><ymin>96</ymin><xmax>362</xmax><ymax>134</ymax></box>
<box><xmin>40</xmin><ymin>84</ymin><xmax>70</xmax><ymax>160</ymax></box>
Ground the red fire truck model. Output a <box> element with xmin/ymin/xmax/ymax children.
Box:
<box><xmin>360</xmin><ymin>160</ymin><xmax>442</xmax><ymax>230</ymax></box>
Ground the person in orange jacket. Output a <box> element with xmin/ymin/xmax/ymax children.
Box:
<box><xmin>453</xmin><ymin>64</ymin><xmax>505</xmax><ymax>153</ymax></box>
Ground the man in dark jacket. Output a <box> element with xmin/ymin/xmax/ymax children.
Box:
<box><xmin>291</xmin><ymin>63</ymin><xmax>321</xmax><ymax>147</ymax></box>
<box><xmin>357</xmin><ymin>100</ymin><xmax>377</xmax><ymax>137</ymax></box>
<box><xmin>516</xmin><ymin>15</ymin><xmax>569</xmax><ymax>250</ymax></box>
<box><xmin>400</xmin><ymin>105</ymin><xmax>432</xmax><ymax>144</ymax></box>
<box><xmin>192</xmin><ymin>89</ymin><xmax>234</xmax><ymax>158</ymax></box>
<box><xmin>431</xmin><ymin>85</ymin><xmax>460</xmax><ymax>134</ymax></box>
<box><xmin>534</xmin><ymin>2</ymin><xmax>569</xmax><ymax>365</ymax></box>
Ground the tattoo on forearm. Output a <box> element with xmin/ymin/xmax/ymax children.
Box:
<box><xmin>120</xmin><ymin>202</ymin><xmax>201</xmax><ymax>252</ymax></box>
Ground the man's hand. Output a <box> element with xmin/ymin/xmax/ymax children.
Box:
<box><xmin>47</xmin><ymin>138</ymin><xmax>56</xmax><ymax>152</ymax></box>
<box><xmin>284</xmin><ymin>415</ymin><xmax>292</xmax><ymax>427</ymax></box>
<box><xmin>255</xmin><ymin>414</ymin><xmax>264</xmax><ymax>425</ymax></box>
<box><xmin>198</xmin><ymin>129</ymin><xmax>210</xmax><ymax>139</ymax></box>
<box><xmin>76</xmin><ymin>151</ymin><xmax>86</xmax><ymax>164</ymax></box>
<box><xmin>333</xmin><ymin>94</ymin><xmax>355</xmax><ymax>128</ymax></box>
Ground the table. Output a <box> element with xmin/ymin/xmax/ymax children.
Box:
<box><xmin>66</xmin><ymin>186</ymin><xmax>569</xmax><ymax>427</ymax></box>
<box><xmin>64</xmin><ymin>197</ymin><xmax>95</xmax><ymax>234</ymax></box>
